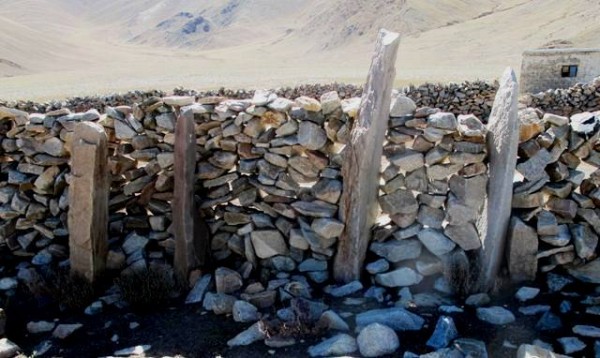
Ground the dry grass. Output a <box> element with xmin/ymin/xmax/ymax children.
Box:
<box><xmin>115</xmin><ymin>264</ymin><xmax>182</xmax><ymax>311</ymax></box>
<box><xmin>42</xmin><ymin>268</ymin><xmax>96</xmax><ymax>311</ymax></box>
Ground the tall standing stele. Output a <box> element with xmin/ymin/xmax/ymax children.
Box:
<box><xmin>476</xmin><ymin>68</ymin><xmax>520</xmax><ymax>292</ymax></box>
<box><xmin>333</xmin><ymin>29</ymin><xmax>401</xmax><ymax>283</ymax></box>
<box><xmin>69</xmin><ymin>122</ymin><xmax>109</xmax><ymax>283</ymax></box>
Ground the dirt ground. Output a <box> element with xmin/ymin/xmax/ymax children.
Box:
<box><xmin>6</xmin><ymin>276</ymin><xmax>598</xmax><ymax>358</ymax></box>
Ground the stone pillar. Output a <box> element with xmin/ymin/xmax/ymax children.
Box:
<box><xmin>476</xmin><ymin>68</ymin><xmax>520</xmax><ymax>291</ymax></box>
<box><xmin>173</xmin><ymin>109</ymin><xmax>208</xmax><ymax>281</ymax></box>
<box><xmin>69</xmin><ymin>122</ymin><xmax>109</xmax><ymax>282</ymax></box>
<box><xmin>333</xmin><ymin>29</ymin><xmax>401</xmax><ymax>283</ymax></box>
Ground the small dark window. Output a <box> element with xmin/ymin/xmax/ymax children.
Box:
<box><xmin>561</xmin><ymin>65</ymin><xmax>578</xmax><ymax>78</ymax></box>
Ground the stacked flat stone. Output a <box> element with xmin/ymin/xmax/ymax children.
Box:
<box><xmin>0</xmin><ymin>106</ymin><xmax>90</xmax><ymax>266</ymax></box>
<box><xmin>509</xmin><ymin>108</ymin><xmax>600</xmax><ymax>279</ymax></box>
<box><xmin>403</xmin><ymin>80</ymin><xmax>499</xmax><ymax>120</ymax></box>
<box><xmin>368</xmin><ymin>95</ymin><xmax>488</xmax><ymax>292</ymax></box>
<box><xmin>193</xmin><ymin>90</ymin><xmax>356</xmax><ymax>285</ymax></box>
<box><xmin>523</xmin><ymin>77</ymin><xmax>600</xmax><ymax>117</ymax></box>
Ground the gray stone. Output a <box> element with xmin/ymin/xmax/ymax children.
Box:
<box><xmin>417</xmin><ymin>205</ymin><xmax>445</xmax><ymax>229</ymax></box>
<box><xmin>427</xmin><ymin>316</ymin><xmax>458</xmax><ymax>350</ymax></box>
<box><xmin>114</xmin><ymin>345</ymin><xmax>152</xmax><ymax>356</ymax></box>
<box><xmin>558</xmin><ymin>337</ymin><xmax>586</xmax><ymax>354</ymax></box>
<box><xmin>291</xmin><ymin>201</ymin><xmax>337</xmax><ymax>218</ymax></box>
<box><xmin>0</xmin><ymin>338</ymin><xmax>19</xmax><ymax>358</ymax></box>
<box><xmin>537</xmin><ymin>211</ymin><xmax>559</xmax><ymax>236</ymax></box>
<box><xmin>203</xmin><ymin>292</ymin><xmax>236</xmax><ymax>315</ymax></box>
<box><xmin>325</xmin><ymin>281</ymin><xmax>363</xmax><ymax>297</ymax></box>
<box><xmin>390</xmin><ymin>150</ymin><xmax>424</xmax><ymax>172</ymax></box>
<box><xmin>573</xmin><ymin>325</ymin><xmax>600</xmax><ymax>338</ymax></box>
<box><xmin>233</xmin><ymin>300</ymin><xmax>260</xmax><ymax>323</ymax></box>
<box><xmin>444</xmin><ymin>223</ymin><xmax>481</xmax><ymax>251</ymax></box>
<box><xmin>42</xmin><ymin>137</ymin><xmax>66</xmax><ymax>157</ymax></box>
<box><xmin>375</xmin><ymin>268</ymin><xmax>423</xmax><ymax>287</ymax></box>
<box><xmin>311</xmin><ymin>218</ymin><xmax>344</xmax><ymax>239</ymax></box>
<box><xmin>122</xmin><ymin>232</ymin><xmax>148</xmax><ymax>255</ymax></box>
<box><xmin>252</xmin><ymin>90</ymin><xmax>277</xmax><ymax>106</ymax></box>
<box><xmin>466</xmin><ymin>293</ymin><xmax>491</xmax><ymax>307</ymax></box>
<box><xmin>506</xmin><ymin>217</ymin><xmax>538</xmax><ymax>283</ymax></box>
<box><xmin>518</xmin><ymin>305</ymin><xmax>551</xmax><ymax>315</ymax></box>
<box><xmin>250</xmin><ymin>230</ymin><xmax>288</xmax><ymax>259</ymax></box>
<box><xmin>0</xmin><ymin>278</ymin><xmax>17</xmax><ymax>291</ymax></box>
<box><xmin>298</xmin><ymin>121</ymin><xmax>327</xmax><ymax>150</ymax></box>
<box><xmin>428</xmin><ymin>112</ymin><xmax>457</xmax><ymax>130</ymax></box>
<box><xmin>418</xmin><ymin>228</ymin><xmax>456</xmax><ymax>257</ymax></box>
<box><xmin>357</xmin><ymin>323</ymin><xmax>400</xmax><ymax>357</ymax></box>
<box><xmin>356</xmin><ymin>307</ymin><xmax>425</xmax><ymax>331</ymax></box>
<box><xmin>457</xmin><ymin>114</ymin><xmax>486</xmax><ymax>138</ymax></box>
<box><xmin>185</xmin><ymin>274</ymin><xmax>212</xmax><ymax>304</ymax></box>
<box><xmin>547</xmin><ymin>273</ymin><xmax>573</xmax><ymax>292</ymax></box>
<box><xmin>307</xmin><ymin>333</ymin><xmax>357</xmax><ymax>357</ymax></box>
<box><xmin>536</xmin><ymin>311</ymin><xmax>562</xmax><ymax>331</ymax></box>
<box><xmin>568</xmin><ymin>258</ymin><xmax>600</xmax><ymax>284</ymax></box>
<box><xmin>317</xmin><ymin>310</ymin><xmax>350</xmax><ymax>331</ymax></box>
<box><xmin>227</xmin><ymin>322</ymin><xmax>266</xmax><ymax>347</ymax></box>
<box><xmin>570</xmin><ymin>224</ymin><xmax>598</xmax><ymax>260</ymax></box>
<box><xmin>571</xmin><ymin>112</ymin><xmax>597</xmax><ymax>134</ymax></box>
<box><xmin>366</xmin><ymin>259</ymin><xmax>389</xmax><ymax>274</ymax></box>
<box><xmin>52</xmin><ymin>323</ymin><xmax>83</xmax><ymax>339</ymax></box>
<box><xmin>515</xmin><ymin>287</ymin><xmax>540</xmax><ymax>302</ymax></box>
<box><xmin>298</xmin><ymin>258</ymin><xmax>327</xmax><ymax>272</ymax></box>
<box><xmin>516</xmin><ymin>344</ymin><xmax>568</xmax><ymax>358</ymax></box>
<box><xmin>370</xmin><ymin>239</ymin><xmax>421</xmax><ymax>263</ymax></box>
<box><xmin>320</xmin><ymin>91</ymin><xmax>342</xmax><ymax>115</ymax></box>
<box><xmin>156</xmin><ymin>112</ymin><xmax>176</xmax><ymax>131</ymax></box>
<box><xmin>378</xmin><ymin>189</ymin><xmax>418</xmax><ymax>215</ymax></box>
<box><xmin>476</xmin><ymin>306</ymin><xmax>515</xmax><ymax>325</ymax></box>
<box><xmin>312</xmin><ymin>179</ymin><xmax>342</xmax><ymax>204</ymax></box>
<box><xmin>215</xmin><ymin>267</ymin><xmax>243</xmax><ymax>294</ymax></box>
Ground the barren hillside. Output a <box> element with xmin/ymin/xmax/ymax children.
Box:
<box><xmin>0</xmin><ymin>0</ymin><xmax>598</xmax><ymax>100</ymax></box>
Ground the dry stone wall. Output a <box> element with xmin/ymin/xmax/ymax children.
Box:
<box><xmin>509</xmin><ymin>107</ymin><xmax>600</xmax><ymax>280</ymax></box>
<box><xmin>521</xmin><ymin>77</ymin><xmax>600</xmax><ymax>117</ymax></box>
<box><xmin>2</xmin><ymin>84</ymin><xmax>600</xmax><ymax>301</ymax></box>
<box><xmin>369</xmin><ymin>97</ymin><xmax>488</xmax><ymax>293</ymax></box>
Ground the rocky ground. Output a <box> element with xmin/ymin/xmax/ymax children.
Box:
<box><xmin>1</xmin><ymin>263</ymin><xmax>600</xmax><ymax>357</ymax></box>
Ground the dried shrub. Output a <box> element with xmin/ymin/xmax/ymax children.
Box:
<box><xmin>43</xmin><ymin>268</ymin><xmax>96</xmax><ymax>311</ymax></box>
<box><xmin>443</xmin><ymin>249</ymin><xmax>478</xmax><ymax>296</ymax></box>
<box><xmin>115</xmin><ymin>264</ymin><xmax>181</xmax><ymax>311</ymax></box>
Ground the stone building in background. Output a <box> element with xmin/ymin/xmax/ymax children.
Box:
<box><xmin>520</xmin><ymin>48</ymin><xmax>600</xmax><ymax>94</ymax></box>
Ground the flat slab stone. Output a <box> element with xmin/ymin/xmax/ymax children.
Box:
<box><xmin>476</xmin><ymin>306</ymin><xmax>515</xmax><ymax>325</ymax></box>
<box><xmin>355</xmin><ymin>307</ymin><xmax>425</xmax><ymax>331</ymax></box>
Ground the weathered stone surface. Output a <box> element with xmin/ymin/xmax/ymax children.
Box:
<box><xmin>68</xmin><ymin>122</ymin><xmax>108</xmax><ymax>282</ymax></box>
<box><xmin>0</xmin><ymin>338</ymin><xmax>20</xmax><ymax>358</ymax></box>
<box><xmin>428</xmin><ymin>112</ymin><xmax>457</xmax><ymax>130</ymax></box>
<box><xmin>476</xmin><ymin>68</ymin><xmax>520</xmax><ymax>292</ymax></box>
<box><xmin>417</xmin><ymin>228</ymin><xmax>456</xmax><ymax>257</ymax></box>
<box><xmin>375</xmin><ymin>267</ymin><xmax>423</xmax><ymax>287</ymax></box>
<box><xmin>52</xmin><ymin>323</ymin><xmax>83</xmax><ymax>339</ymax></box>
<box><xmin>227</xmin><ymin>322</ymin><xmax>266</xmax><ymax>347</ymax></box>
<box><xmin>311</xmin><ymin>218</ymin><xmax>344</xmax><ymax>239</ymax></box>
<box><xmin>390</xmin><ymin>150</ymin><xmax>424</xmax><ymax>172</ymax></box>
<box><xmin>232</xmin><ymin>300</ymin><xmax>260</xmax><ymax>323</ymax></box>
<box><xmin>307</xmin><ymin>333</ymin><xmax>357</xmax><ymax>357</ymax></box>
<box><xmin>457</xmin><ymin>114</ymin><xmax>486</xmax><ymax>138</ymax></box>
<box><xmin>378</xmin><ymin>189</ymin><xmax>418</xmax><ymax>215</ymax></box>
<box><xmin>516</xmin><ymin>344</ymin><xmax>569</xmax><ymax>358</ymax></box>
<box><xmin>334</xmin><ymin>29</ymin><xmax>400</xmax><ymax>282</ymax></box>
<box><xmin>572</xmin><ymin>325</ymin><xmax>600</xmax><ymax>338</ymax></box>
<box><xmin>518</xmin><ymin>108</ymin><xmax>544</xmax><ymax>142</ymax></box>
<box><xmin>250</xmin><ymin>230</ymin><xmax>288</xmax><ymax>258</ymax></box>
<box><xmin>173</xmin><ymin>110</ymin><xmax>208</xmax><ymax>280</ymax></box>
<box><xmin>568</xmin><ymin>258</ymin><xmax>600</xmax><ymax>284</ymax></box>
<box><xmin>569</xmin><ymin>224</ymin><xmax>598</xmax><ymax>260</ymax></box>
<box><xmin>390</xmin><ymin>92</ymin><xmax>416</xmax><ymax>117</ymax></box>
<box><xmin>215</xmin><ymin>267</ymin><xmax>243</xmax><ymax>294</ymax></box>
<box><xmin>370</xmin><ymin>239</ymin><xmax>421</xmax><ymax>263</ymax></box>
<box><xmin>506</xmin><ymin>216</ymin><xmax>538</xmax><ymax>283</ymax></box>
<box><xmin>355</xmin><ymin>307</ymin><xmax>425</xmax><ymax>331</ymax></box>
<box><xmin>298</xmin><ymin>121</ymin><xmax>327</xmax><ymax>150</ymax></box>
<box><xmin>444</xmin><ymin>223</ymin><xmax>481</xmax><ymax>251</ymax></box>
<box><xmin>427</xmin><ymin>316</ymin><xmax>458</xmax><ymax>350</ymax></box>
<box><xmin>476</xmin><ymin>306</ymin><xmax>515</xmax><ymax>325</ymax></box>
<box><xmin>357</xmin><ymin>323</ymin><xmax>399</xmax><ymax>357</ymax></box>
<box><xmin>185</xmin><ymin>274</ymin><xmax>213</xmax><ymax>304</ymax></box>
